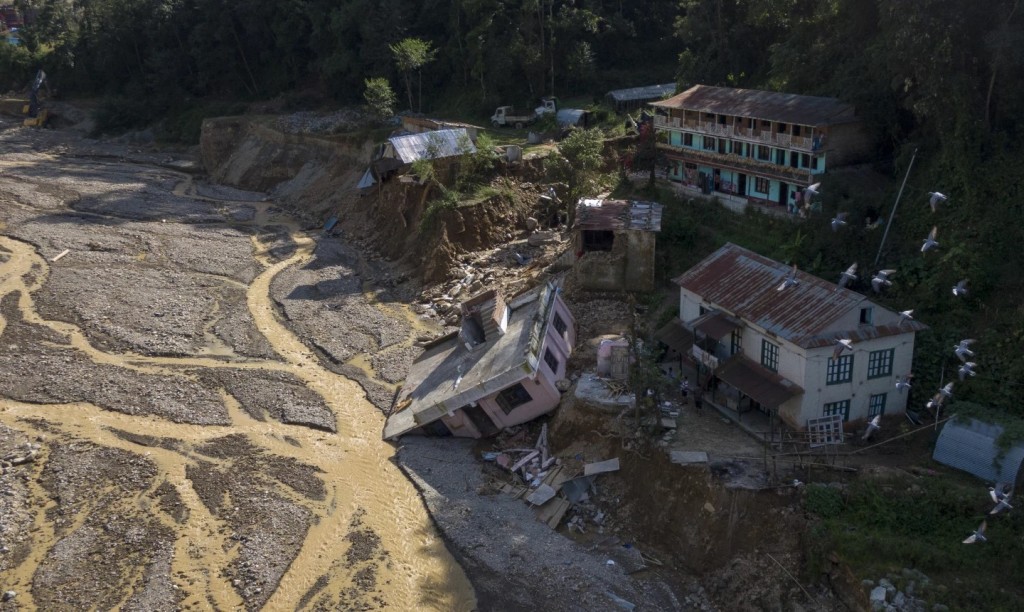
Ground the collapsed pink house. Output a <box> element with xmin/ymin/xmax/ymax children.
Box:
<box><xmin>383</xmin><ymin>282</ymin><xmax>576</xmax><ymax>440</ymax></box>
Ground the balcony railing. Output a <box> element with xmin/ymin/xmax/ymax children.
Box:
<box><xmin>655</xmin><ymin>115</ymin><xmax>823</xmax><ymax>152</ymax></box>
<box><xmin>657</xmin><ymin>143</ymin><xmax>813</xmax><ymax>183</ymax></box>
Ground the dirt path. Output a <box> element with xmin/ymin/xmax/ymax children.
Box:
<box><xmin>0</xmin><ymin>120</ymin><xmax>475</xmax><ymax>610</ymax></box>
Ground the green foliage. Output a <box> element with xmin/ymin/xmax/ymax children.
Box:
<box><xmin>0</xmin><ymin>43</ymin><xmax>36</xmax><ymax>91</ymax></box>
<box><xmin>389</xmin><ymin>37</ymin><xmax>436</xmax><ymax>112</ymax></box>
<box><xmin>91</xmin><ymin>96</ymin><xmax>164</xmax><ymax>136</ymax></box>
<box><xmin>158</xmin><ymin>100</ymin><xmax>249</xmax><ymax>144</ymax></box>
<box><xmin>363</xmin><ymin>77</ymin><xmax>397</xmax><ymax>121</ymax></box>
<box><xmin>950</xmin><ymin>402</ymin><xmax>1024</xmax><ymax>454</ymax></box>
<box><xmin>550</xmin><ymin>127</ymin><xmax>605</xmax><ymax>222</ymax></box>
<box><xmin>804</xmin><ymin>484</ymin><xmax>844</xmax><ymax>518</ymax></box>
<box><xmin>418</xmin><ymin>186</ymin><xmax>460</xmax><ymax>235</ymax></box>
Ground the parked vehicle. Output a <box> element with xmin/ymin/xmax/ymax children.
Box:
<box><xmin>490</xmin><ymin>96</ymin><xmax>558</xmax><ymax>128</ymax></box>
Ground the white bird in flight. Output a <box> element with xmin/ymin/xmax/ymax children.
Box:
<box><xmin>921</xmin><ymin>226</ymin><xmax>939</xmax><ymax>252</ymax></box>
<box><xmin>958</xmin><ymin>362</ymin><xmax>977</xmax><ymax>381</ymax></box>
<box><xmin>831</xmin><ymin>212</ymin><xmax>849</xmax><ymax>232</ymax></box>
<box><xmin>952</xmin><ymin>279</ymin><xmax>969</xmax><ymax>297</ymax></box>
<box><xmin>837</xmin><ymin>263</ymin><xmax>858</xmax><ymax>289</ymax></box>
<box><xmin>926</xmin><ymin>391</ymin><xmax>945</xmax><ymax>414</ymax></box>
<box><xmin>804</xmin><ymin>182</ymin><xmax>821</xmax><ymax>201</ymax></box>
<box><xmin>777</xmin><ymin>263</ymin><xmax>799</xmax><ymax>291</ymax></box>
<box><xmin>939</xmin><ymin>382</ymin><xmax>955</xmax><ymax>399</ymax></box>
<box><xmin>833</xmin><ymin>338</ymin><xmax>854</xmax><ymax>360</ymax></box>
<box><xmin>989</xmin><ymin>485</ymin><xmax>1013</xmax><ymax>515</ymax></box>
<box><xmin>895</xmin><ymin>373</ymin><xmax>913</xmax><ymax>393</ymax></box>
<box><xmin>927</xmin><ymin>192</ymin><xmax>947</xmax><ymax>213</ymax></box>
<box><xmin>963</xmin><ymin>520</ymin><xmax>987</xmax><ymax>544</ymax></box>
<box><xmin>872</xmin><ymin>269</ymin><xmax>896</xmax><ymax>293</ymax></box>
<box><xmin>954</xmin><ymin>339</ymin><xmax>976</xmax><ymax>362</ymax></box>
<box><xmin>862</xmin><ymin>414</ymin><xmax>881</xmax><ymax>441</ymax></box>
<box><xmin>898</xmin><ymin>310</ymin><xmax>915</xmax><ymax>325</ymax></box>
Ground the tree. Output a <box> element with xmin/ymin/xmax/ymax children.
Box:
<box><xmin>389</xmin><ymin>37</ymin><xmax>436</xmax><ymax>112</ymax></box>
<box><xmin>551</xmin><ymin>127</ymin><xmax>605</xmax><ymax>225</ymax></box>
<box><xmin>363</xmin><ymin>77</ymin><xmax>397</xmax><ymax>120</ymax></box>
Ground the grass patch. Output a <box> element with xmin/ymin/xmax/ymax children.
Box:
<box><xmin>806</xmin><ymin>478</ymin><xmax>1024</xmax><ymax>610</ymax></box>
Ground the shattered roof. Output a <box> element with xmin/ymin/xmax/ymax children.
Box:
<box><xmin>606</xmin><ymin>83</ymin><xmax>677</xmax><ymax>103</ymax></box>
<box><xmin>673</xmin><ymin>243</ymin><xmax>927</xmax><ymax>348</ymax></box>
<box><xmin>651</xmin><ymin>84</ymin><xmax>858</xmax><ymax>126</ymax></box>
<box><xmin>574</xmin><ymin>199</ymin><xmax>663</xmax><ymax>232</ymax></box>
<box><xmin>383</xmin><ymin>285</ymin><xmax>558</xmax><ymax>439</ymax></box>
<box><xmin>388</xmin><ymin>128</ymin><xmax>475</xmax><ymax>164</ymax></box>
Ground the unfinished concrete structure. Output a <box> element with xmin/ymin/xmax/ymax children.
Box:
<box><xmin>383</xmin><ymin>283</ymin><xmax>576</xmax><ymax>440</ymax></box>
<box><xmin>572</xmin><ymin>198</ymin><xmax>663</xmax><ymax>292</ymax></box>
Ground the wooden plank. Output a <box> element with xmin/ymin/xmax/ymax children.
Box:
<box><xmin>509</xmin><ymin>450</ymin><xmax>539</xmax><ymax>472</ymax></box>
<box><xmin>50</xmin><ymin>249</ymin><xmax>70</xmax><ymax>262</ymax></box>
<box><xmin>545</xmin><ymin>498</ymin><xmax>571</xmax><ymax>528</ymax></box>
<box><xmin>584</xmin><ymin>457</ymin><xmax>620</xmax><ymax>476</ymax></box>
<box><xmin>525</xmin><ymin>483</ymin><xmax>556</xmax><ymax>506</ymax></box>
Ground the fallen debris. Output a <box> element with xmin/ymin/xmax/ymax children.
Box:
<box><xmin>50</xmin><ymin>249</ymin><xmax>70</xmax><ymax>262</ymax></box>
<box><xmin>584</xmin><ymin>457</ymin><xmax>620</xmax><ymax>476</ymax></box>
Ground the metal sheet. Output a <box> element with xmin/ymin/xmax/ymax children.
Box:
<box><xmin>933</xmin><ymin>418</ymin><xmax>1024</xmax><ymax>484</ymax></box>
<box><xmin>651</xmin><ymin>84</ymin><xmax>858</xmax><ymax>126</ymax></box>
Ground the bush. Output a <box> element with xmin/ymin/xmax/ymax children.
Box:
<box><xmin>91</xmin><ymin>96</ymin><xmax>162</xmax><ymax>136</ymax></box>
<box><xmin>159</xmin><ymin>101</ymin><xmax>249</xmax><ymax>144</ymax></box>
<box><xmin>805</xmin><ymin>484</ymin><xmax>844</xmax><ymax>518</ymax></box>
<box><xmin>0</xmin><ymin>44</ymin><xmax>36</xmax><ymax>91</ymax></box>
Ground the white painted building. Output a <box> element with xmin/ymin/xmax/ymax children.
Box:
<box><xmin>672</xmin><ymin>243</ymin><xmax>927</xmax><ymax>429</ymax></box>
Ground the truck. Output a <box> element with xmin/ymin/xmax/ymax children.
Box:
<box><xmin>490</xmin><ymin>96</ymin><xmax>558</xmax><ymax>128</ymax></box>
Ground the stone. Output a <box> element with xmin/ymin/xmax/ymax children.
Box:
<box><xmin>862</xmin><ymin>579</ymin><xmax>876</xmax><ymax>589</ymax></box>
<box><xmin>527</xmin><ymin>230</ymin><xmax>559</xmax><ymax>246</ymax></box>
<box><xmin>905</xmin><ymin>581</ymin><xmax>915</xmax><ymax>596</ymax></box>
<box><xmin>2</xmin><ymin>591</ymin><xmax>15</xmax><ymax>602</ymax></box>
<box><xmin>870</xmin><ymin>586</ymin><xmax>888</xmax><ymax>606</ymax></box>
<box><xmin>893</xmin><ymin>592</ymin><xmax>906</xmax><ymax>608</ymax></box>
<box><xmin>525</xmin><ymin>217</ymin><xmax>539</xmax><ymax>231</ymax></box>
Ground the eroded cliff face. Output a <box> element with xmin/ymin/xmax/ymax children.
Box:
<box><xmin>200</xmin><ymin>117</ymin><xmax>544</xmax><ymax>284</ymax></box>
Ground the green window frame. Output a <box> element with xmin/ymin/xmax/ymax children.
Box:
<box><xmin>867</xmin><ymin>348</ymin><xmax>894</xmax><ymax>379</ymax></box>
<box><xmin>823</xmin><ymin>399</ymin><xmax>851</xmax><ymax>422</ymax></box>
<box><xmin>826</xmin><ymin>355</ymin><xmax>854</xmax><ymax>385</ymax></box>
<box><xmin>730</xmin><ymin>329</ymin><xmax>742</xmax><ymax>356</ymax></box>
<box><xmin>869</xmin><ymin>393</ymin><xmax>887</xmax><ymax>417</ymax></box>
<box><xmin>760</xmin><ymin>339</ymin><xmax>779</xmax><ymax>372</ymax></box>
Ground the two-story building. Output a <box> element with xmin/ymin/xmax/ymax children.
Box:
<box><xmin>672</xmin><ymin>243</ymin><xmax>927</xmax><ymax>430</ymax></box>
<box><xmin>650</xmin><ymin>85</ymin><xmax>870</xmax><ymax>211</ymax></box>
<box><xmin>383</xmin><ymin>282</ymin><xmax>576</xmax><ymax>440</ymax></box>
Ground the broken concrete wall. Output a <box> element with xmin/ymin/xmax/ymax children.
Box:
<box><xmin>575</xmin><ymin>230</ymin><xmax>656</xmax><ymax>292</ymax></box>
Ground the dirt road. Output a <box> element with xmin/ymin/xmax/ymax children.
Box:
<box><xmin>0</xmin><ymin>117</ymin><xmax>475</xmax><ymax>610</ymax></box>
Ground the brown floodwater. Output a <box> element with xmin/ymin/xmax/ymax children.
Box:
<box><xmin>0</xmin><ymin>187</ymin><xmax>476</xmax><ymax>610</ymax></box>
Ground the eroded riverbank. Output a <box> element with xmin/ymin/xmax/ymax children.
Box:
<box><xmin>0</xmin><ymin>117</ymin><xmax>475</xmax><ymax>610</ymax></box>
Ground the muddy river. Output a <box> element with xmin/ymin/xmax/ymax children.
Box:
<box><xmin>0</xmin><ymin>124</ymin><xmax>475</xmax><ymax>609</ymax></box>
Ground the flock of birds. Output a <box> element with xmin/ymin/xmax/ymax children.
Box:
<box><xmin>779</xmin><ymin>184</ymin><xmax>1014</xmax><ymax>544</ymax></box>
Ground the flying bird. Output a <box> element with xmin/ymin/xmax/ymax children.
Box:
<box><xmin>830</xmin><ymin>212</ymin><xmax>849</xmax><ymax>232</ymax></box>
<box><xmin>865</xmin><ymin>217</ymin><xmax>881</xmax><ymax>230</ymax></box>
<box><xmin>958</xmin><ymin>362</ymin><xmax>977</xmax><ymax>381</ymax></box>
<box><xmin>989</xmin><ymin>485</ymin><xmax>1013</xmax><ymax>515</ymax></box>
<box><xmin>921</xmin><ymin>226</ymin><xmax>939</xmax><ymax>253</ymax></box>
<box><xmin>963</xmin><ymin>520</ymin><xmax>987</xmax><ymax>544</ymax></box>
<box><xmin>898</xmin><ymin>310</ymin><xmax>915</xmax><ymax>325</ymax></box>
<box><xmin>837</xmin><ymin>263</ymin><xmax>858</xmax><ymax>289</ymax></box>
<box><xmin>927</xmin><ymin>191</ymin><xmax>947</xmax><ymax>213</ymax></box>
<box><xmin>777</xmin><ymin>263</ymin><xmax>800</xmax><ymax>291</ymax></box>
<box><xmin>833</xmin><ymin>338</ymin><xmax>854</xmax><ymax>360</ymax></box>
<box><xmin>939</xmin><ymin>382</ymin><xmax>955</xmax><ymax>399</ymax></box>
<box><xmin>871</xmin><ymin>269</ymin><xmax>896</xmax><ymax>293</ymax></box>
<box><xmin>862</xmin><ymin>414</ymin><xmax>882</xmax><ymax>441</ymax></box>
<box><xmin>895</xmin><ymin>373</ymin><xmax>914</xmax><ymax>393</ymax></box>
<box><xmin>804</xmin><ymin>182</ymin><xmax>821</xmax><ymax>201</ymax></box>
<box><xmin>954</xmin><ymin>339</ymin><xmax>976</xmax><ymax>362</ymax></box>
<box><xmin>952</xmin><ymin>279</ymin><xmax>969</xmax><ymax>297</ymax></box>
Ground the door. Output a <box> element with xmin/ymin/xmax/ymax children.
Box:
<box><xmin>463</xmin><ymin>404</ymin><xmax>499</xmax><ymax>437</ymax></box>
<box><xmin>737</xmin><ymin>174</ymin><xmax>747</xmax><ymax>196</ymax></box>
<box><xmin>778</xmin><ymin>182</ymin><xmax>789</xmax><ymax>206</ymax></box>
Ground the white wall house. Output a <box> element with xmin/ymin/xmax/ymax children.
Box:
<box><xmin>672</xmin><ymin>243</ymin><xmax>927</xmax><ymax>429</ymax></box>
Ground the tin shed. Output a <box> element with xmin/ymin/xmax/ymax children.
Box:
<box><xmin>933</xmin><ymin>418</ymin><xmax>1024</xmax><ymax>485</ymax></box>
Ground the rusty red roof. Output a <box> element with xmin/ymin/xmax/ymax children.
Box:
<box><xmin>574</xmin><ymin>199</ymin><xmax>663</xmax><ymax>232</ymax></box>
<box><xmin>673</xmin><ymin>243</ymin><xmax>926</xmax><ymax>348</ymax></box>
<box><xmin>651</xmin><ymin>85</ymin><xmax>858</xmax><ymax>126</ymax></box>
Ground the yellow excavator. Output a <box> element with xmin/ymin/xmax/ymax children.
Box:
<box><xmin>22</xmin><ymin>69</ymin><xmax>50</xmax><ymax>127</ymax></box>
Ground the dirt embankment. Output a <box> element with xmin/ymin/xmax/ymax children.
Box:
<box><xmin>200</xmin><ymin>117</ymin><xmax>546</xmax><ymax>284</ymax></box>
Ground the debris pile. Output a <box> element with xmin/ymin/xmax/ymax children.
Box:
<box><xmin>275</xmin><ymin>109</ymin><xmax>370</xmax><ymax>135</ymax></box>
<box><xmin>864</xmin><ymin>568</ymin><xmax>946</xmax><ymax>612</ymax></box>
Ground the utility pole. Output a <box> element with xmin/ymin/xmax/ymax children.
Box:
<box><xmin>874</xmin><ymin>147</ymin><xmax>918</xmax><ymax>267</ymax></box>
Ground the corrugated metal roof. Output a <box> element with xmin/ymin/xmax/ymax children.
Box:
<box><xmin>388</xmin><ymin>128</ymin><xmax>476</xmax><ymax>164</ymax></box>
<box><xmin>556</xmin><ymin>108</ymin><xmax>588</xmax><ymax>127</ymax></box>
<box><xmin>650</xmin><ymin>84</ymin><xmax>858</xmax><ymax>126</ymax></box>
<box><xmin>654</xmin><ymin>318</ymin><xmax>695</xmax><ymax>354</ymax></box>
<box><xmin>574</xmin><ymin>199</ymin><xmax>663</xmax><ymax>232</ymax></box>
<box><xmin>933</xmin><ymin>418</ymin><xmax>1024</xmax><ymax>484</ymax></box>
<box><xmin>606</xmin><ymin>83</ymin><xmax>677</xmax><ymax>103</ymax></box>
<box><xmin>715</xmin><ymin>356</ymin><xmax>803</xmax><ymax>408</ymax></box>
<box><xmin>673</xmin><ymin>243</ymin><xmax>927</xmax><ymax>348</ymax></box>
<box><xmin>692</xmin><ymin>311</ymin><xmax>741</xmax><ymax>339</ymax></box>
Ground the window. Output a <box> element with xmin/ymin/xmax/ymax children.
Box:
<box><xmin>730</xmin><ymin>329</ymin><xmax>742</xmax><ymax>356</ymax></box>
<box><xmin>553</xmin><ymin>313</ymin><xmax>567</xmax><ymax>336</ymax></box>
<box><xmin>718</xmin><ymin>114</ymin><xmax>727</xmax><ymax>125</ymax></box>
<box><xmin>801</xmin><ymin>153</ymin><xmax>810</xmax><ymax>167</ymax></box>
<box><xmin>761</xmin><ymin>120</ymin><xmax>771</xmax><ymax>129</ymax></box>
<box><xmin>754</xmin><ymin>177</ymin><xmax>770</xmax><ymax>193</ymax></box>
<box><xmin>867</xmin><ymin>348</ymin><xmax>894</xmax><ymax>379</ymax></box>
<box><xmin>869</xmin><ymin>393</ymin><xmax>887</xmax><ymax>417</ymax></box>
<box><xmin>757</xmin><ymin>145</ymin><xmax>771</xmax><ymax>161</ymax></box>
<box><xmin>684</xmin><ymin>133</ymin><xmax>693</xmax><ymax>147</ymax></box>
<box><xmin>761</xmin><ymin>339</ymin><xmax>779</xmax><ymax>372</ymax></box>
<box><xmin>698</xmin><ymin>304</ymin><xmax>708</xmax><ymax>316</ymax></box>
<box><xmin>823</xmin><ymin>399</ymin><xmax>851</xmax><ymax>422</ymax></box>
<box><xmin>827</xmin><ymin>355</ymin><xmax>854</xmax><ymax>385</ymax></box>
<box><xmin>748</xmin><ymin>118</ymin><xmax>755</xmax><ymax>129</ymax></box>
<box><xmin>811</xmin><ymin>156</ymin><xmax>820</xmax><ymax>170</ymax></box>
<box><xmin>543</xmin><ymin>348</ymin><xmax>559</xmax><ymax>373</ymax></box>
<box><xmin>703</xmin><ymin>136</ymin><xmax>716</xmax><ymax>151</ymax></box>
<box><xmin>581</xmin><ymin>229</ymin><xmax>614</xmax><ymax>252</ymax></box>
<box><xmin>776</xmin><ymin>149</ymin><xmax>786</xmax><ymax>165</ymax></box>
<box><xmin>793</xmin><ymin>125</ymin><xmax>802</xmax><ymax>137</ymax></box>
<box><xmin>860</xmin><ymin>307</ymin><xmax>873</xmax><ymax>325</ymax></box>
<box><xmin>496</xmin><ymin>383</ymin><xmax>533</xmax><ymax>415</ymax></box>
<box><xmin>778</xmin><ymin>123</ymin><xmax>788</xmax><ymax>133</ymax></box>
